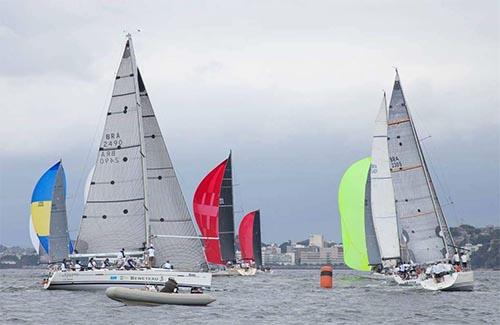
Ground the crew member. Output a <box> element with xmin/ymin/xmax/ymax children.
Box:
<box><xmin>162</xmin><ymin>260</ymin><xmax>173</xmax><ymax>270</ymax></box>
<box><xmin>75</xmin><ymin>260</ymin><xmax>82</xmax><ymax>271</ymax></box>
<box><xmin>160</xmin><ymin>278</ymin><xmax>178</xmax><ymax>293</ymax></box>
<box><xmin>102</xmin><ymin>258</ymin><xmax>111</xmax><ymax>269</ymax></box>
<box><xmin>148</xmin><ymin>244</ymin><xmax>155</xmax><ymax>268</ymax></box>
<box><xmin>453</xmin><ymin>252</ymin><xmax>460</xmax><ymax>266</ymax></box>
<box><xmin>461</xmin><ymin>253</ymin><xmax>468</xmax><ymax>269</ymax></box>
<box><xmin>61</xmin><ymin>259</ymin><xmax>67</xmax><ymax>272</ymax></box>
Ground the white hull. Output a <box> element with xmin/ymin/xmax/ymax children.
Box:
<box><xmin>235</xmin><ymin>267</ymin><xmax>257</xmax><ymax>276</ymax></box>
<box><xmin>393</xmin><ymin>274</ymin><xmax>422</xmax><ymax>286</ymax></box>
<box><xmin>420</xmin><ymin>271</ymin><xmax>474</xmax><ymax>291</ymax></box>
<box><xmin>44</xmin><ymin>269</ymin><xmax>212</xmax><ymax>290</ymax></box>
<box><xmin>210</xmin><ymin>267</ymin><xmax>257</xmax><ymax>277</ymax></box>
<box><xmin>105</xmin><ymin>287</ymin><xmax>216</xmax><ymax>306</ymax></box>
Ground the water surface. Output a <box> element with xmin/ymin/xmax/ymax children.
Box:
<box><xmin>1</xmin><ymin>269</ymin><xmax>498</xmax><ymax>324</ymax></box>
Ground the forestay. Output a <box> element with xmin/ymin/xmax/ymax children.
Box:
<box><xmin>370</xmin><ymin>94</ymin><xmax>400</xmax><ymax>266</ymax></box>
<box><xmin>387</xmin><ymin>72</ymin><xmax>453</xmax><ymax>263</ymax></box>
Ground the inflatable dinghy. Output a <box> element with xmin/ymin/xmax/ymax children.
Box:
<box><xmin>105</xmin><ymin>287</ymin><xmax>216</xmax><ymax>306</ymax></box>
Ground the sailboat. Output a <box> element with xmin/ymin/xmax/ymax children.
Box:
<box><xmin>237</xmin><ymin>210</ymin><xmax>263</xmax><ymax>276</ymax></box>
<box><xmin>30</xmin><ymin>161</ymin><xmax>73</xmax><ymax>264</ymax></box>
<box><xmin>193</xmin><ymin>153</ymin><xmax>241</xmax><ymax>276</ymax></box>
<box><xmin>339</xmin><ymin>71</ymin><xmax>474</xmax><ymax>291</ymax></box>
<box><xmin>44</xmin><ymin>35</ymin><xmax>211</xmax><ymax>290</ymax></box>
<box><xmin>386</xmin><ymin>71</ymin><xmax>473</xmax><ymax>291</ymax></box>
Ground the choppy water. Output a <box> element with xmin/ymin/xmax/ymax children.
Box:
<box><xmin>1</xmin><ymin>269</ymin><xmax>499</xmax><ymax>324</ymax></box>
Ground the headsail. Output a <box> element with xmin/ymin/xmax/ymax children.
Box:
<box><xmin>76</xmin><ymin>37</ymin><xmax>148</xmax><ymax>254</ymax></box>
<box><xmin>138</xmin><ymin>70</ymin><xmax>206</xmax><ymax>270</ymax></box>
<box><xmin>193</xmin><ymin>159</ymin><xmax>227</xmax><ymax>265</ymax></box>
<box><xmin>338</xmin><ymin>157</ymin><xmax>377</xmax><ymax>271</ymax></box>
<box><xmin>370</xmin><ymin>94</ymin><xmax>401</xmax><ymax>266</ymax></box>
<box><xmin>387</xmin><ymin>71</ymin><xmax>455</xmax><ymax>263</ymax></box>
<box><xmin>238</xmin><ymin>210</ymin><xmax>263</xmax><ymax>267</ymax></box>
<box><xmin>31</xmin><ymin>161</ymin><xmax>72</xmax><ymax>262</ymax></box>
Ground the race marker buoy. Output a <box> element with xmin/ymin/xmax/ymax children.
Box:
<box><xmin>320</xmin><ymin>265</ymin><xmax>333</xmax><ymax>288</ymax></box>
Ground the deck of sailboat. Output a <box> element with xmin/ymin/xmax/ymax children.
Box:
<box><xmin>44</xmin><ymin>268</ymin><xmax>212</xmax><ymax>290</ymax></box>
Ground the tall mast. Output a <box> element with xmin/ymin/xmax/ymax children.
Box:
<box><xmin>127</xmin><ymin>34</ymin><xmax>150</xmax><ymax>248</ymax></box>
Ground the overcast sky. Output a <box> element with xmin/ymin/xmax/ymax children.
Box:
<box><xmin>0</xmin><ymin>1</ymin><xmax>498</xmax><ymax>247</ymax></box>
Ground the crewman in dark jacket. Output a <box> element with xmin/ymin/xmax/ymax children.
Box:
<box><xmin>160</xmin><ymin>278</ymin><xmax>178</xmax><ymax>293</ymax></box>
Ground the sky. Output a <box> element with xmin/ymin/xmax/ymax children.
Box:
<box><xmin>0</xmin><ymin>0</ymin><xmax>498</xmax><ymax>247</ymax></box>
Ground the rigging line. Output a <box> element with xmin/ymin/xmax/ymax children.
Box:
<box><xmin>419</xmin><ymin>136</ymin><xmax>460</xmax><ymax>225</ymax></box>
<box><xmin>67</xmin><ymin>79</ymin><xmax>115</xmax><ymax>219</ymax></box>
<box><xmin>409</xmin><ymin>100</ymin><xmax>460</xmax><ymax>225</ymax></box>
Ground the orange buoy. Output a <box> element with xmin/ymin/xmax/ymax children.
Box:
<box><xmin>320</xmin><ymin>265</ymin><xmax>333</xmax><ymax>288</ymax></box>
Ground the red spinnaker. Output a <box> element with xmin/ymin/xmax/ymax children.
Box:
<box><xmin>239</xmin><ymin>211</ymin><xmax>256</xmax><ymax>261</ymax></box>
<box><xmin>193</xmin><ymin>159</ymin><xmax>228</xmax><ymax>265</ymax></box>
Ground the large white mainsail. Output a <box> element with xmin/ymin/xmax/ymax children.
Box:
<box><xmin>75</xmin><ymin>35</ymin><xmax>207</xmax><ymax>271</ymax></box>
<box><xmin>370</xmin><ymin>94</ymin><xmax>400</xmax><ymax>266</ymax></box>
<box><xmin>75</xmin><ymin>36</ymin><xmax>147</xmax><ymax>254</ymax></box>
<box><xmin>387</xmin><ymin>71</ymin><xmax>455</xmax><ymax>264</ymax></box>
<box><xmin>137</xmin><ymin>70</ymin><xmax>207</xmax><ymax>270</ymax></box>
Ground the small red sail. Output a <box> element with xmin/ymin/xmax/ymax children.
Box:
<box><xmin>239</xmin><ymin>211</ymin><xmax>256</xmax><ymax>262</ymax></box>
<box><xmin>239</xmin><ymin>210</ymin><xmax>262</xmax><ymax>266</ymax></box>
<box><xmin>193</xmin><ymin>159</ymin><xmax>228</xmax><ymax>265</ymax></box>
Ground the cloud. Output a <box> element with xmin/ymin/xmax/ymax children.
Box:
<box><xmin>0</xmin><ymin>0</ymin><xmax>498</xmax><ymax>246</ymax></box>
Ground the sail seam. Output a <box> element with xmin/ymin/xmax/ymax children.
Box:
<box><xmin>390</xmin><ymin>164</ymin><xmax>422</xmax><ymax>173</ymax></box>
<box><xmin>147</xmin><ymin>167</ymin><xmax>173</xmax><ymax>170</ymax></box>
<box><xmin>388</xmin><ymin>118</ymin><xmax>410</xmax><ymax>126</ymax></box>
<box><xmin>111</xmin><ymin>91</ymin><xmax>136</xmax><ymax>98</ymax></box>
<box><xmin>99</xmin><ymin>144</ymin><xmax>140</xmax><ymax>151</ymax></box>
<box><xmin>87</xmin><ymin>198</ymin><xmax>144</xmax><ymax>203</ymax></box>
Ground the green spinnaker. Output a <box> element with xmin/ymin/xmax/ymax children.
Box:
<box><xmin>338</xmin><ymin>157</ymin><xmax>371</xmax><ymax>271</ymax></box>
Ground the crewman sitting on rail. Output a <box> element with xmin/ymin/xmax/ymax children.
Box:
<box><xmin>124</xmin><ymin>257</ymin><xmax>137</xmax><ymax>270</ymax></box>
<box><xmin>162</xmin><ymin>260</ymin><xmax>173</xmax><ymax>270</ymax></box>
<box><xmin>453</xmin><ymin>252</ymin><xmax>460</xmax><ymax>266</ymax></box>
<box><xmin>102</xmin><ymin>258</ymin><xmax>111</xmax><ymax>269</ymax></box>
<box><xmin>88</xmin><ymin>257</ymin><xmax>98</xmax><ymax>270</ymax></box>
<box><xmin>74</xmin><ymin>260</ymin><xmax>83</xmax><ymax>271</ymax></box>
<box><xmin>60</xmin><ymin>259</ymin><xmax>67</xmax><ymax>272</ymax></box>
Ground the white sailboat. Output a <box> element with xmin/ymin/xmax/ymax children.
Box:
<box><xmin>44</xmin><ymin>35</ymin><xmax>211</xmax><ymax>290</ymax></box>
<box><xmin>385</xmin><ymin>71</ymin><xmax>473</xmax><ymax>290</ymax></box>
